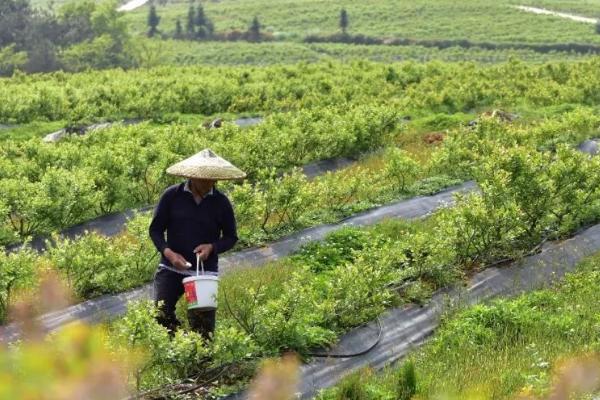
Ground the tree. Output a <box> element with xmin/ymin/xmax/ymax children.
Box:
<box><xmin>194</xmin><ymin>2</ymin><xmax>211</xmax><ymax>39</ymax></box>
<box><xmin>186</xmin><ymin>4</ymin><xmax>195</xmax><ymax>38</ymax></box>
<box><xmin>205</xmin><ymin>19</ymin><xmax>214</xmax><ymax>36</ymax></box>
<box><xmin>174</xmin><ymin>18</ymin><xmax>183</xmax><ymax>39</ymax></box>
<box><xmin>0</xmin><ymin>0</ymin><xmax>32</xmax><ymax>49</ymax></box>
<box><xmin>25</xmin><ymin>39</ymin><xmax>59</xmax><ymax>73</ymax></box>
<box><xmin>194</xmin><ymin>3</ymin><xmax>206</xmax><ymax>27</ymax></box>
<box><xmin>147</xmin><ymin>4</ymin><xmax>160</xmax><ymax>37</ymax></box>
<box><xmin>57</xmin><ymin>0</ymin><xmax>96</xmax><ymax>46</ymax></box>
<box><xmin>0</xmin><ymin>44</ymin><xmax>28</xmax><ymax>75</ymax></box>
<box><xmin>340</xmin><ymin>9</ymin><xmax>348</xmax><ymax>34</ymax></box>
<box><xmin>59</xmin><ymin>0</ymin><xmax>134</xmax><ymax>72</ymax></box>
<box><xmin>248</xmin><ymin>16</ymin><xmax>261</xmax><ymax>42</ymax></box>
<box><xmin>0</xmin><ymin>0</ymin><xmax>135</xmax><ymax>75</ymax></box>
<box><xmin>596</xmin><ymin>20</ymin><xmax>600</xmax><ymax>34</ymax></box>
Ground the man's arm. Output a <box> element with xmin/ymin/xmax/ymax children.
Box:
<box><xmin>212</xmin><ymin>196</ymin><xmax>239</xmax><ymax>255</ymax></box>
<box><xmin>149</xmin><ymin>188</ymin><xmax>173</xmax><ymax>255</ymax></box>
<box><xmin>150</xmin><ymin>187</ymin><xmax>189</xmax><ymax>269</ymax></box>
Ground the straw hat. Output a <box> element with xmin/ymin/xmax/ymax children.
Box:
<box><xmin>166</xmin><ymin>149</ymin><xmax>246</xmax><ymax>180</ymax></box>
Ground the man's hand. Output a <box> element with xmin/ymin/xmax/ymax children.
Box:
<box><xmin>163</xmin><ymin>248</ymin><xmax>189</xmax><ymax>271</ymax></box>
<box><xmin>194</xmin><ymin>243</ymin><xmax>214</xmax><ymax>261</ymax></box>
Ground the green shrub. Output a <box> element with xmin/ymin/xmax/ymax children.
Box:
<box><xmin>249</xmin><ymin>268</ymin><xmax>337</xmax><ymax>353</ymax></box>
<box><xmin>256</xmin><ymin>168</ymin><xmax>312</xmax><ymax>235</ymax></box>
<box><xmin>292</xmin><ymin>227</ymin><xmax>373</xmax><ymax>273</ymax></box>
<box><xmin>384</xmin><ymin>147</ymin><xmax>422</xmax><ymax>193</ymax></box>
<box><xmin>0</xmin><ymin>247</ymin><xmax>37</xmax><ymax>323</ymax></box>
<box><xmin>110</xmin><ymin>300</ymin><xmax>207</xmax><ymax>389</ymax></box>
<box><xmin>335</xmin><ymin>370</ymin><xmax>370</xmax><ymax>400</ymax></box>
<box><xmin>47</xmin><ymin>221</ymin><xmax>156</xmax><ymax>300</ymax></box>
<box><xmin>112</xmin><ymin>300</ymin><xmax>258</xmax><ymax>390</ymax></box>
<box><xmin>322</xmin><ymin>250</ymin><xmax>396</xmax><ymax>329</ymax></box>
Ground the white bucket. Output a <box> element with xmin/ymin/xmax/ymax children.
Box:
<box><xmin>182</xmin><ymin>254</ymin><xmax>219</xmax><ymax>310</ymax></box>
<box><xmin>183</xmin><ymin>275</ymin><xmax>219</xmax><ymax>310</ymax></box>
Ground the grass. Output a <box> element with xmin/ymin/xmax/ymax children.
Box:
<box><xmin>319</xmin><ymin>251</ymin><xmax>600</xmax><ymax>400</ymax></box>
<box><xmin>0</xmin><ymin>120</ymin><xmax>65</xmax><ymax>141</ymax></box>
<box><xmin>123</xmin><ymin>0</ymin><xmax>600</xmax><ymax>45</ymax></box>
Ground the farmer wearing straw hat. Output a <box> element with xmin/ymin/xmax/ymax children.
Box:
<box><xmin>149</xmin><ymin>149</ymin><xmax>246</xmax><ymax>338</ymax></box>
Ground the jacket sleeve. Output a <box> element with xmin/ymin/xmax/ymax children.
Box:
<box><xmin>149</xmin><ymin>187</ymin><xmax>173</xmax><ymax>255</ymax></box>
<box><xmin>212</xmin><ymin>196</ymin><xmax>238</xmax><ymax>254</ymax></box>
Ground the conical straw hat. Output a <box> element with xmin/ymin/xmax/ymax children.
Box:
<box><xmin>166</xmin><ymin>149</ymin><xmax>246</xmax><ymax>180</ymax></box>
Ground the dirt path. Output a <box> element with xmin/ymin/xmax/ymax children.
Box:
<box><xmin>514</xmin><ymin>5</ymin><xmax>597</xmax><ymax>24</ymax></box>
<box><xmin>117</xmin><ymin>0</ymin><xmax>149</xmax><ymax>12</ymax></box>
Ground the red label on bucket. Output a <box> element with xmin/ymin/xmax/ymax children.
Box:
<box><xmin>184</xmin><ymin>281</ymin><xmax>197</xmax><ymax>304</ymax></box>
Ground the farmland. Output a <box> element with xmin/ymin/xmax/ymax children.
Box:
<box><xmin>17</xmin><ymin>0</ymin><xmax>600</xmax><ymax>75</ymax></box>
<box><xmin>3</xmin><ymin>0</ymin><xmax>600</xmax><ymax>399</ymax></box>
<box><xmin>2</xmin><ymin>58</ymin><xmax>600</xmax><ymax>396</ymax></box>
<box><xmin>121</xmin><ymin>0</ymin><xmax>600</xmax><ymax>45</ymax></box>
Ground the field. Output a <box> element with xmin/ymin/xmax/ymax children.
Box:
<box><xmin>122</xmin><ymin>0</ymin><xmax>600</xmax><ymax>44</ymax></box>
<box><xmin>17</xmin><ymin>0</ymin><xmax>600</xmax><ymax>75</ymax></box>
<box><xmin>2</xmin><ymin>57</ymin><xmax>600</xmax><ymax>397</ymax></box>
<box><xmin>3</xmin><ymin>0</ymin><xmax>600</xmax><ymax>399</ymax></box>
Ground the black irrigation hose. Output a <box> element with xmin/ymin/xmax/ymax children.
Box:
<box><xmin>306</xmin><ymin>316</ymin><xmax>383</xmax><ymax>359</ymax></box>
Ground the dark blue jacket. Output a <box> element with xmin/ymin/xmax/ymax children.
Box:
<box><xmin>149</xmin><ymin>182</ymin><xmax>238</xmax><ymax>272</ymax></box>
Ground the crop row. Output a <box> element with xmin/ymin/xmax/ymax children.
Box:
<box><xmin>2</xmin><ymin>110</ymin><xmax>599</xmax><ymax>395</ymax></box>
<box><xmin>3</xmin><ymin>59</ymin><xmax>600</xmax><ymax>123</ymax></box>
<box><xmin>0</xmin><ymin>142</ymin><xmax>454</xmax><ymax>323</ymax></box>
<box><xmin>0</xmin><ymin>104</ymin><xmax>398</xmax><ymax>245</ymax></box>
<box><xmin>1</xmin><ymin>107</ymin><xmax>597</xmax><ymax>322</ymax></box>
<box><xmin>132</xmin><ymin>39</ymin><xmax>594</xmax><ymax>69</ymax></box>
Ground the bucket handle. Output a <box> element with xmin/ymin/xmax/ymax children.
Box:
<box><xmin>196</xmin><ymin>252</ymin><xmax>205</xmax><ymax>276</ymax></box>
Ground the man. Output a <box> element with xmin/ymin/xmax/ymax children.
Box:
<box><xmin>149</xmin><ymin>149</ymin><xmax>246</xmax><ymax>339</ymax></box>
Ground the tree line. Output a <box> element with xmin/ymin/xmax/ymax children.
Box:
<box><xmin>147</xmin><ymin>0</ymin><xmax>264</xmax><ymax>42</ymax></box>
<box><xmin>0</xmin><ymin>0</ymin><xmax>351</xmax><ymax>76</ymax></box>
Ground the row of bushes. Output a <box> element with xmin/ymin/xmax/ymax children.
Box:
<box><xmin>2</xmin><ymin>109</ymin><xmax>599</xmax><ymax>394</ymax></box>
<box><xmin>2</xmin><ymin>108</ymin><xmax>598</xmax><ymax>323</ymax></box>
<box><xmin>6</xmin><ymin>128</ymin><xmax>598</xmax><ymax>392</ymax></box>
<box><xmin>4</xmin><ymin>59</ymin><xmax>600</xmax><ymax>123</ymax></box>
<box><xmin>305</xmin><ymin>33</ymin><xmax>600</xmax><ymax>55</ymax></box>
<box><xmin>0</xmin><ymin>146</ymin><xmax>452</xmax><ymax>322</ymax></box>
<box><xmin>0</xmin><ymin>104</ymin><xmax>399</xmax><ymax>244</ymax></box>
